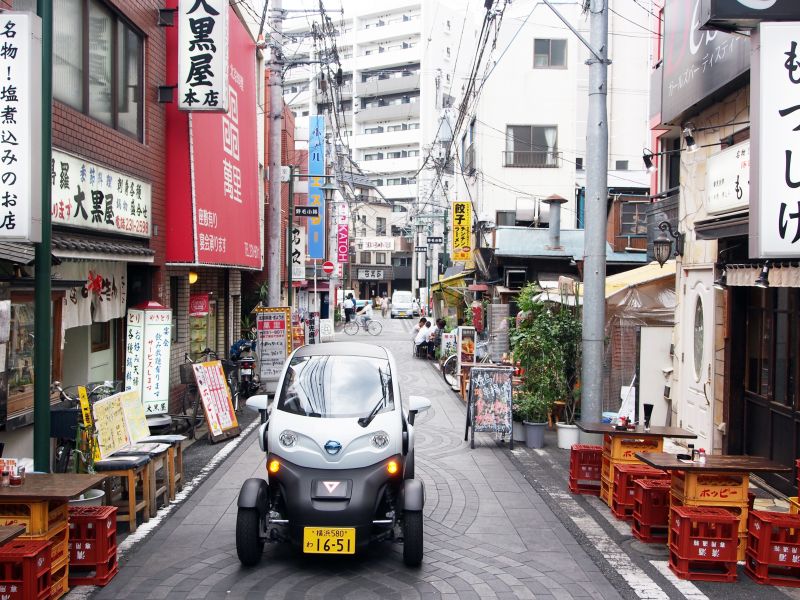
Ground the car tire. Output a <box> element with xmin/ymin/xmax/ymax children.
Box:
<box><xmin>236</xmin><ymin>507</ymin><xmax>264</xmax><ymax>567</ymax></box>
<box><xmin>402</xmin><ymin>510</ymin><xmax>423</xmax><ymax>567</ymax></box>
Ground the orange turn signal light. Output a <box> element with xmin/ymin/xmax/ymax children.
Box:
<box><xmin>268</xmin><ymin>459</ymin><xmax>280</xmax><ymax>474</ymax></box>
<box><xmin>386</xmin><ymin>460</ymin><xmax>399</xmax><ymax>475</ymax></box>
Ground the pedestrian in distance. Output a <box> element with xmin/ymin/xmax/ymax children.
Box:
<box><xmin>343</xmin><ymin>293</ymin><xmax>355</xmax><ymax>323</ymax></box>
<box><xmin>380</xmin><ymin>295</ymin><xmax>389</xmax><ymax>318</ymax></box>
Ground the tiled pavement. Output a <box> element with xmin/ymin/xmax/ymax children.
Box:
<box><xmin>83</xmin><ymin>317</ymin><xmax>624</xmax><ymax>600</ymax></box>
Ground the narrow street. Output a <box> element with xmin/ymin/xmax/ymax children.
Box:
<box><xmin>76</xmin><ymin>316</ymin><xmax>796</xmax><ymax>600</ymax></box>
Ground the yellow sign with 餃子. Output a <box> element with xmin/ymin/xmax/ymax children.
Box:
<box><xmin>451</xmin><ymin>201</ymin><xmax>472</xmax><ymax>262</ymax></box>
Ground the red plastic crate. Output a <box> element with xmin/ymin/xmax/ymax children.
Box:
<box><xmin>632</xmin><ymin>479</ymin><xmax>672</xmax><ymax>542</ymax></box>
<box><xmin>68</xmin><ymin>505</ymin><xmax>117</xmax><ymax>566</ymax></box>
<box><xmin>0</xmin><ymin>540</ymin><xmax>52</xmax><ymax>600</ymax></box>
<box><xmin>568</xmin><ymin>444</ymin><xmax>602</xmax><ymax>496</ymax></box>
<box><xmin>670</xmin><ymin>506</ymin><xmax>739</xmax><ymax>563</ymax></box>
<box><xmin>746</xmin><ymin>550</ymin><xmax>800</xmax><ymax>587</ymax></box>
<box><xmin>669</xmin><ymin>548</ymin><xmax>737</xmax><ymax>583</ymax></box>
<box><xmin>68</xmin><ymin>549</ymin><xmax>118</xmax><ymax>587</ymax></box>
<box><xmin>746</xmin><ymin>510</ymin><xmax>800</xmax><ymax>565</ymax></box>
<box><xmin>613</xmin><ymin>464</ymin><xmax>669</xmax><ymax>509</ymax></box>
<box><xmin>796</xmin><ymin>458</ymin><xmax>800</xmax><ymax>492</ymax></box>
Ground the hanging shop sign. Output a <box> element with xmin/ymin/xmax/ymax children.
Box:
<box><xmin>415</xmin><ymin>246</ymin><xmax>427</xmax><ymax>253</ymax></box>
<box><xmin>359</xmin><ymin>237</ymin><xmax>394</xmax><ymax>251</ymax></box>
<box><xmin>451</xmin><ymin>201</ymin><xmax>472</xmax><ymax>262</ymax></box>
<box><xmin>292</xmin><ymin>225</ymin><xmax>306</xmax><ymax>280</ymax></box>
<box><xmin>125</xmin><ymin>306</ymin><xmax>172</xmax><ymax>415</ymax></box>
<box><xmin>700</xmin><ymin>0</ymin><xmax>800</xmax><ymax>31</ymax></box>
<box><xmin>178</xmin><ymin>0</ymin><xmax>229</xmax><ymax>112</ymax></box>
<box><xmin>307</xmin><ymin>115</ymin><xmax>326</xmax><ymax>259</ymax></box>
<box><xmin>751</xmin><ymin>22</ymin><xmax>800</xmax><ymax>258</ymax></box>
<box><xmin>0</xmin><ymin>13</ymin><xmax>41</xmax><ymax>242</ymax></box>
<box><xmin>255</xmin><ymin>307</ymin><xmax>291</xmax><ymax>383</ymax></box>
<box><xmin>189</xmin><ymin>293</ymin><xmax>210</xmax><ymax>316</ymax></box>
<box><xmin>166</xmin><ymin>6</ymin><xmax>261</xmax><ymax>269</ymax></box>
<box><xmin>357</xmin><ymin>269</ymin><xmax>385</xmax><ymax>280</ymax></box>
<box><xmin>51</xmin><ymin>150</ymin><xmax>152</xmax><ymax>238</ymax></box>
<box><xmin>427</xmin><ymin>236</ymin><xmax>443</xmax><ymax>245</ymax></box>
<box><xmin>294</xmin><ymin>205</ymin><xmax>318</xmax><ymax>217</ymax></box>
<box><xmin>192</xmin><ymin>361</ymin><xmax>240</xmax><ymax>442</ymax></box>
<box><xmin>706</xmin><ymin>141</ymin><xmax>749</xmax><ymax>215</ymax></box>
<box><xmin>336</xmin><ymin>200</ymin><xmax>349</xmax><ymax>265</ymax></box>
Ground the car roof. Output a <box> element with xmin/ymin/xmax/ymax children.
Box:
<box><xmin>292</xmin><ymin>342</ymin><xmax>390</xmax><ymax>360</ymax></box>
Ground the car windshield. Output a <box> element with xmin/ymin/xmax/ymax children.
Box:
<box><xmin>277</xmin><ymin>355</ymin><xmax>394</xmax><ymax>418</ymax></box>
<box><xmin>394</xmin><ymin>293</ymin><xmax>412</xmax><ymax>304</ymax></box>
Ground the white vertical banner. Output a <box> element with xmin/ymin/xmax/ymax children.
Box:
<box><xmin>0</xmin><ymin>13</ymin><xmax>41</xmax><ymax>241</ymax></box>
<box><xmin>292</xmin><ymin>225</ymin><xmax>306</xmax><ymax>280</ymax></box>
<box><xmin>178</xmin><ymin>0</ymin><xmax>229</xmax><ymax>112</ymax></box>
<box><xmin>125</xmin><ymin>308</ymin><xmax>172</xmax><ymax>415</ymax></box>
<box><xmin>752</xmin><ymin>22</ymin><xmax>800</xmax><ymax>258</ymax></box>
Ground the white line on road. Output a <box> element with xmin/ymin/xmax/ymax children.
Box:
<box><xmin>650</xmin><ymin>561</ymin><xmax>710</xmax><ymax>600</ymax></box>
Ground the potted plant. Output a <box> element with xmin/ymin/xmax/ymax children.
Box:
<box><xmin>518</xmin><ymin>394</ymin><xmax>551</xmax><ymax>449</ymax></box>
<box><xmin>511</xmin><ymin>396</ymin><xmax>526</xmax><ymax>443</ymax></box>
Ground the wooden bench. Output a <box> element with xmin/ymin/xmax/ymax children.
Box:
<box><xmin>93</xmin><ymin>455</ymin><xmax>151</xmax><ymax>533</ymax></box>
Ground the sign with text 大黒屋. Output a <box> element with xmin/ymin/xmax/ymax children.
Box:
<box><xmin>178</xmin><ymin>0</ymin><xmax>228</xmax><ymax>112</ymax></box>
<box><xmin>307</xmin><ymin>115</ymin><xmax>326</xmax><ymax>259</ymax></box>
<box><xmin>51</xmin><ymin>150</ymin><xmax>152</xmax><ymax>237</ymax></box>
<box><xmin>0</xmin><ymin>13</ymin><xmax>41</xmax><ymax>242</ymax></box>
<box><xmin>451</xmin><ymin>201</ymin><xmax>472</xmax><ymax>262</ymax></box>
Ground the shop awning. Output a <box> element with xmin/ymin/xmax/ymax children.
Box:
<box><xmin>695</xmin><ymin>210</ymin><xmax>749</xmax><ymax>240</ymax></box>
<box><xmin>604</xmin><ymin>260</ymin><xmax>676</xmax><ymax>301</ymax></box>
<box><xmin>52</xmin><ymin>233</ymin><xmax>155</xmax><ymax>263</ymax></box>
<box><xmin>430</xmin><ymin>270</ymin><xmax>473</xmax><ymax>295</ymax></box>
<box><xmin>727</xmin><ymin>264</ymin><xmax>800</xmax><ymax>287</ymax></box>
<box><xmin>0</xmin><ymin>242</ymin><xmax>60</xmax><ymax>266</ymax></box>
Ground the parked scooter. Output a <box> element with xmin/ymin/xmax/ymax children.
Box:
<box><xmin>230</xmin><ymin>339</ymin><xmax>260</xmax><ymax>402</ymax></box>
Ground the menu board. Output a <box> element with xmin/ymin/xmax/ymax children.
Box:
<box><xmin>125</xmin><ymin>308</ymin><xmax>172</xmax><ymax>415</ymax></box>
<box><xmin>121</xmin><ymin>391</ymin><xmax>151</xmax><ymax>443</ymax></box>
<box><xmin>192</xmin><ymin>361</ymin><xmax>240</xmax><ymax>442</ymax></box>
<box><xmin>456</xmin><ymin>326</ymin><xmax>476</xmax><ymax>375</ymax></box>
<box><xmin>466</xmin><ymin>366</ymin><xmax>514</xmax><ymax>450</ymax></box>
<box><xmin>441</xmin><ymin>332</ymin><xmax>456</xmax><ymax>358</ymax></box>
<box><xmin>256</xmin><ymin>307</ymin><xmax>291</xmax><ymax>382</ymax></box>
<box><xmin>93</xmin><ymin>394</ymin><xmax>131</xmax><ymax>459</ymax></box>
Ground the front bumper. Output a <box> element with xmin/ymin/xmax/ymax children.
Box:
<box><xmin>268</xmin><ymin>454</ymin><xmax>403</xmax><ymax>547</ymax></box>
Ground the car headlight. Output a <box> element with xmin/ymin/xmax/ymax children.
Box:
<box><xmin>371</xmin><ymin>432</ymin><xmax>390</xmax><ymax>448</ymax></box>
<box><xmin>279</xmin><ymin>430</ymin><xmax>297</xmax><ymax>448</ymax></box>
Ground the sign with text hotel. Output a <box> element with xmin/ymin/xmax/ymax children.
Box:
<box><xmin>750</xmin><ymin>22</ymin><xmax>800</xmax><ymax>259</ymax></box>
<box><xmin>0</xmin><ymin>13</ymin><xmax>41</xmax><ymax>242</ymax></box>
<box><xmin>308</xmin><ymin>116</ymin><xmax>326</xmax><ymax>259</ymax></box>
<box><xmin>451</xmin><ymin>201</ymin><xmax>472</xmax><ymax>262</ymax></box>
<box><xmin>178</xmin><ymin>0</ymin><xmax>229</xmax><ymax>112</ymax></box>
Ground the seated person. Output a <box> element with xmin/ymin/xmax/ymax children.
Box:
<box><xmin>414</xmin><ymin>320</ymin><xmax>433</xmax><ymax>358</ymax></box>
<box><xmin>429</xmin><ymin>318</ymin><xmax>446</xmax><ymax>352</ymax></box>
<box><xmin>411</xmin><ymin>317</ymin><xmax>427</xmax><ymax>340</ymax></box>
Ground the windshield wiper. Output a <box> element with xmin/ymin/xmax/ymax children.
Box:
<box><xmin>358</xmin><ymin>395</ymin><xmax>385</xmax><ymax>428</ymax></box>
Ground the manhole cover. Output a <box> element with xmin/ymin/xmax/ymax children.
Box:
<box><xmin>623</xmin><ymin>538</ymin><xmax>670</xmax><ymax>558</ymax></box>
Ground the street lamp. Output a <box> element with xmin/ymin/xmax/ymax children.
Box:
<box><xmin>653</xmin><ymin>221</ymin><xmax>684</xmax><ymax>268</ymax></box>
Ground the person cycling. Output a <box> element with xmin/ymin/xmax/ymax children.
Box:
<box><xmin>356</xmin><ymin>300</ymin><xmax>373</xmax><ymax>327</ymax></box>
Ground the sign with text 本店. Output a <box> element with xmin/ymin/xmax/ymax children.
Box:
<box><xmin>308</xmin><ymin>116</ymin><xmax>326</xmax><ymax>258</ymax></box>
<box><xmin>256</xmin><ymin>307</ymin><xmax>292</xmax><ymax>383</ymax></box>
<box><xmin>751</xmin><ymin>22</ymin><xmax>800</xmax><ymax>258</ymax></box>
<box><xmin>451</xmin><ymin>201</ymin><xmax>472</xmax><ymax>262</ymax></box>
<box><xmin>178</xmin><ymin>0</ymin><xmax>228</xmax><ymax>112</ymax></box>
<box><xmin>51</xmin><ymin>150</ymin><xmax>152</xmax><ymax>237</ymax></box>
<box><xmin>125</xmin><ymin>308</ymin><xmax>172</xmax><ymax>415</ymax></box>
<box><xmin>0</xmin><ymin>13</ymin><xmax>41</xmax><ymax>242</ymax></box>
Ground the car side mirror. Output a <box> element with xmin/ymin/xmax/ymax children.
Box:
<box><xmin>257</xmin><ymin>423</ymin><xmax>268</xmax><ymax>453</ymax></box>
<box><xmin>246</xmin><ymin>394</ymin><xmax>270</xmax><ymax>413</ymax></box>
<box><xmin>408</xmin><ymin>395</ymin><xmax>431</xmax><ymax>425</ymax></box>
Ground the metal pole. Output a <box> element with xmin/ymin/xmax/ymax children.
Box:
<box><xmin>287</xmin><ymin>167</ymin><xmax>294</xmax><ymax>308</ymax></box>
<box><xmin>581</xmin><ymin>0</ymin><xmax>609</xmax><ymax>428</ymax></box>
<box><xmin>266</xmin><ymin>0</ymin><xmax>283</xmax><ymax>307</ymax></box>
<box><xmin>33</xmin><ymin>0</ymin><xmax>53</xmax><ymax>472</ymax></box>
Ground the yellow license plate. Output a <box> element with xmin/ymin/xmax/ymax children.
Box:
<box><xmin>303</xmin><ymin>527</ymin><xmax>356</xmax><ymax>554</ymax></box>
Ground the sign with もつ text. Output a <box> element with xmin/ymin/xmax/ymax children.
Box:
<box><xmin>178</xmin><ymin>0</ymin><xmax>228</xmax><ymax>112</ymax></box>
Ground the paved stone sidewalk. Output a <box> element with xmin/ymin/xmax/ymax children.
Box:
<box><xmin>83</xmin><ymin>318</ymin><xmax>624</xmax><ymax>599</ymax></box>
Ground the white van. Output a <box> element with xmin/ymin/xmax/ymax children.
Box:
<box><xmin>390</xmin><ymin>290</ymin><xmax>416</xmax><ymax>319</ymax></box>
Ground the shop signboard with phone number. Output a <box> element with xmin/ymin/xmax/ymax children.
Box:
<box><xmin>256</xmin><ymin>307</ymin><xmax>292</xmax><ymax>382</ymax></box>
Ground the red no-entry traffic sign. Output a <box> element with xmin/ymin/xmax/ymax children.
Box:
<box><xmin>322</xmin><ymin>261</ymin><xmax>335</xmax><ymax>275</ymax></box>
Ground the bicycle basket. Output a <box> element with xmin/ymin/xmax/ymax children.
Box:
<box><xmin>179</xmin><ymin>363</ymin><xmax>196</xmax><ymax>384</ymax></box>
<box><xmin>50</xmin><ymin>401</ymin><xmax>79</xmax><ymax>440</ymax></box>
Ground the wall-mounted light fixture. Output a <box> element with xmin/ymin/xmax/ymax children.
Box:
<box><xmin>158</xmin><ymin>8</ymin><xmax>177</xmax><ymax>27</ymax></box>
<box><xmin>158</xmin><ymin>85</ymin><xmax>177</xmax><ymax>103</ymax></box>
<box><xmin>653</xmin><ymin>221</ymin><xmax>684</xmax><ymax>268</ymax></box>
<box><xmin>713</xmin><ymin>265</ymin><xmax>727</xmax><ymax>290</ymax></box>
<box><xmin>754</xmin><ymin>262</ymin><xmax>770</xmax><ymax>289</ymax></box>
<box><xmin>682</xmin><ymin>127</ymin><xmax>698</xmax><ymax>153</ymax></box>
<box><xmin>189</xmin><ymin>271</ymin><xmax>199</xmax><ymax>285</ymax></box>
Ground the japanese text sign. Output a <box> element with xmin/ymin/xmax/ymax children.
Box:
<box><xmin>292</xmin><ymin>226</ymin><xmax>306</xmax><ymax>280</ymax></box>
<box><xmin>357</xmin><ymin>269</ymin><xmax>385</xmax><ymax>280</ymax></box>
<box><xmin>256</xmin><ymin>307</ymin><xmax>291</xmax><ymax>381</ymax></box>
<box><xmin>706</xmin><ymin>141</ymin><xmax>749</xmax><ymax>215</ymax></box>
<box><xmin>751</xmin><ymin>22</ymin><xmax>800</xmax><ymax>258</ymax></box>
<box><xmin>192</xmin><ymin>361</ymin><xmax>239</xmax><ymax>439</ymax></box>
<box><xmin>294</xmin><ymin>205</ymin><xmax>318</xmax><ymax>217</ymax></box>
<box><xmin>469</xmin><ymin>367</ymin><xmax>514</xmax><ymax>436</ymax></box>
<box><xmin>451</xmin><ymin>201</ymin><xmax>472</xmax><ymax>262</ymax></box>
<box><xmin>308</xmin><ymin>115</ymin><xmax>326</xmax><ymax>259</ymax></box>
<box><xmin>189</xmin><ymin>293</ymin><xmax>210</xmax><ymax>316</ymax></box>
<box><xmin>359</xmin><ymin>237</ymin><xmax>394</xmax><ymax>251</ymax></box>
<box><xmin>93</xmin><ymin>392</ymin><xmax>132</xmax><ymax>459</ymax></box>
<box><xmin>51</xmin><ymin>150</ymin><xmax>152</xmax><ymax>237</ymax></box>
<box><xmin>0</xmin><ymin>13</ymin><xmax>41</xmax><ymax>242</ymax></box>
<box><xmin>178</xmin><ymin>0</ymin><xmax>228</xmax><ymax>112</ymax></box>
<box><xmin>125</xmin><ymin>308</ymin><xmax>172</xmax><ymax>415</ymax></box>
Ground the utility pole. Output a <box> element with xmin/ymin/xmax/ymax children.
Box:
<box><xmin>266</xmin><ymin>0</ymin><xmax>283</xmax><ymax>307</ymax></box>
<box><xmin>581</xmin><ymin>0</ymin><xmax>609</xmax><ymax>428</ymax></box>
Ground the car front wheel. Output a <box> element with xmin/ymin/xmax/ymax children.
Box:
<box><xmin>236</xmin><ymin>507</ymin><xmax>265</xmax><ymax>567</ymax></box>
<box><xmin>402</xmin><ymin>510</ymin><xmax>423</xmax><ymax>567</ymax></box>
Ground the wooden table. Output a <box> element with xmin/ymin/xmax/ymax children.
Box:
<box><xmin>577</xmin><ymin>423</ymin><xmax>698</xmax><ymax>439</ymax></box>
<box><xmin>0</xmin><ymin>473</ymin><xmax>106</xmax><ymax>500</ymax></box>
<box><xmin>636</xmin><ymin>452</ymin><xmax>791</xmax><ymax>474</ymax></box>
<box><xmin>0</xmin><ymin>524</ymin><xmax>25</xmax><ymax>546</ymax></box>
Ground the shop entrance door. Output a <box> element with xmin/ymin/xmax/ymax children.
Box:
<box><xmin>678</xmin><ymin>268</ymin><xmax>715</xmax><ymax>452</ymax></box>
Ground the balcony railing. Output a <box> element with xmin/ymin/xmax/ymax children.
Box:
<box><xmin>502</xmin><ymin>151</ymin><xmax>562</xmax><ymax>168</ymax></box>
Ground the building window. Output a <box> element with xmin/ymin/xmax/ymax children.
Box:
<box><xmin>376</xmin><ymin>252</ymin><xmax>386</xmax><ymax>264</ymax></box>
<box><xmin>54</xmin><ymin>0</ymin><xmax>144</xmax><ymax>140</ymax></box>
<box><xmin>360</xmin><ymin>228</ymin><xmax>366</xmax><ymax>237</ymax></box>
<box><xmin>615</xmin><ymin>160</ymin><xmax>629</xmax><ymax>170</ymax></box>
<box><xmin>90</xmin><ymin>321</ymin><xmax>110</xmax><ymax>352</ymax></box>
<box><xmin>360</xmin><ymin>252</ymin><xmax>371</xmax><ymax>264</ymax></box>
<box><xmin>576</xmin><ymin>157</ymin><xmax>584</xmax><ymax>170</ymax></box>
<box><xmin>496</xmin><ymin>211</ymin><xmax>515</xmax><ymax>226</ymax></box>
<box><xmin>504</xmin><ymin>125</ymin><xmax>559</xmax><ymax>168</ymax></box>
<box><xmin>534</xmin><ymin>38</ymin><xmax>567</xmax><ymax>68</ymax></box>
<box><xmin>376</xmin><ymin>217</ymin><xmax>386</xmax><ymax>236</ymax></box>
<box><xmin>619</xmin><ymin>202</ymin><xmax>648</xmax><ymax>236</ymax></box>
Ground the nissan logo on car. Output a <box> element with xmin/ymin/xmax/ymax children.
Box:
<box><xmin>324</xmin><ymin>440</ymin><xmax>342</xmax><ymax>455</ymax></box>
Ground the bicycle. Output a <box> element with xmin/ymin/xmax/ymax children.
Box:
<box><xmin>441</xmin><ymin>339</ymin><xmax>491</xmax><ymax>388</ymax></box>
<box><xmin>343</xmin><ymin>315</ymin><xmax>382</xmax><ymax>336</ymax></box>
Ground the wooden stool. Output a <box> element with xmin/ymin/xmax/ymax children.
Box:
<box><xmin>114</xmin><ymin>446</ymin><xmax>171</xmax><ymax>517</ymax></box>
<box><xmin>549</xmin><ymin>401</ymin><xmax>566</xmax><ymax>428</ymax></box>
<box><xmin>140</xmin><ymin>435</ymin><xmax>186</xmax><ymax>501</ymax></box>
<box><xmin>93</xmin><ymin>455</ymin><xmax>151</xmax><ymax>533</ymax></box>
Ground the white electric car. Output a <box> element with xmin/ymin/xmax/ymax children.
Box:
<box><xmin>236</xmin><ymin>342</ymin><xmax>431</xmax><ymax>567</ymax></box>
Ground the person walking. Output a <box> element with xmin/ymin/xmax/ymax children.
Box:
<box><xmin>380</xmin><ymin>295</ymin><xmax>389</xmax><ymax>318</ymax></box>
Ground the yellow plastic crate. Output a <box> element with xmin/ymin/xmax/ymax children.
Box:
<box><xmin>50</xmin><ymin>558</ymin><xmax>69</xmax><ymax>600</ymax></box>
<box><xmin>788</xmin><ymin>496</ymin><xmax>800</xmax><ymax>514</ymax></box>
<box><xmin>0</xmin><ymin>500</ymin><xmax>68</xmax><ymax>535</ymax></box>
<box><xmin>603</xmin><ymin>434</ymin><xmax>663</xmax><ymax>462</ymax></box>
<box><xmin>671</xmin><ymin>471</ymin><xmax>749</xmax><ymax>506</ymax></box>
